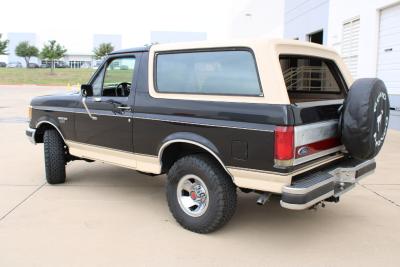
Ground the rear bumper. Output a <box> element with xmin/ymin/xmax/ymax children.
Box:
<box><xmin>280</xmin><ymin>158</ymin><xmax>376</xmax><ymax>210</ymax></box>
<box><xmin>26</xmin><ymin>127</ymin><xmax>36</xmax><ymax>144</ymax></box>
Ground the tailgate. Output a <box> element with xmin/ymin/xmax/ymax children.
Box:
<box><xmin>276</xmin><ymin>54</ymin><xmax>348</xmax><ymax>167</ymax></box>
<box><xmin>292</xmin><ymin>117</ymin><xmax>343</xmax><ymax>165</ymax></box>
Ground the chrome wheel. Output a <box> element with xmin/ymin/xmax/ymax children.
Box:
<box><xmin>177</xmin><ymin>174</ymin><xmax>209</xmax><ymax>217</ymax></box>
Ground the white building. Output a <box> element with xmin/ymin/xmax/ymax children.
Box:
<box><xmin>284</xmin><ymin>0</ymin><xmax>400</xmax><ymax>129</ymax></box>
<box><xmin>229</xmin><ymin>0</ymin><xmax>284</xmax><ymax>39</ymax></box>
<box><xmin>64</xmin><ymin>34</ymin><xmax>123</xmax><ymax>68</ymax></box>
<box><xmin>284</xmin><ymin>0</ymin><xmax>328</xmax><ymax>44</ymax></box>
<box><xmin>63</xmin><ymin>54</ymin><xmax>94</xmax><ymax>69</ymax></box>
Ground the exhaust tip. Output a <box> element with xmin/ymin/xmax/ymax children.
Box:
<box><xmin>257</xmin><ymin>193</ymin><xmax>271</xmax><ymax>205</ymax></box>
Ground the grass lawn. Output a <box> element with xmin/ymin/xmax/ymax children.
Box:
<box><xmin>0</xmin><ymin>68</ymin><xmax>96</xmax><ymax>86</ymax></box>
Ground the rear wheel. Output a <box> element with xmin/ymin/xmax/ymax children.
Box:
<box><xmin>166</xmin><ymin>154</ymin><xmax>237</xmax><ymax>233</ymax></box>
<box><xmin>43</xmin><ymin>129</ymin><xmax>66</xmax><ymax>184</ymax></box>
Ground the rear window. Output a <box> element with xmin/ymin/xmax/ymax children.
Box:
<box><xmin>280</xmin><ymin>55</ymin><xmax>346</xmax><ymax>102</ymax></box>
<box><xmin>155</xmin><ymin>50</ymin><xmax>262</xmax><ymax>96</ymax></box>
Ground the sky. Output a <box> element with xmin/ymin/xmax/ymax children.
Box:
<box><xmin>0</xmin><ymin>0</ymin><xmax>284</xmax><ymax>53</ymax></box>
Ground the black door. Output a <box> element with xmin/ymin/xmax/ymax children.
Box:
<box><xmin>75</xmin><ymin>54</ymin><xmax>140</xmax><ymax>152</ymax></box>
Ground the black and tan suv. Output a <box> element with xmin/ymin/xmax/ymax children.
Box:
<box><xmin>26</xmin><ymin>39</ymin><xmax>390</xmax><ymax>233</ymax></box>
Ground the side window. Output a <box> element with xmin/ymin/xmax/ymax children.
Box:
<box><xmin>102</xmin><ymin>57</ymin><xmax>136</xmax><ymax>97</ymax></box>
<box><xmin>155</xmin><ymin>50</ymin><xmax>262</xmax><ymax>96</ymax></box>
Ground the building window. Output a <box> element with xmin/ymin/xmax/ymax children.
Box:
<box><xmin>342</xmin><ymin>17</ymin><xmax>360</xmax><ymax>78</ymax></box>
<box><xmin>69</xmin><ymin>61</ymin><xmax>92</xmax><ymax>69</ymax></box>
<box><xmin>307</xmin><ymin>30</ymin><xmax>323</xmax><ymax>44</ymax></box>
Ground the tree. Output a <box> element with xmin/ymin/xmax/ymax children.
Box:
<box><xmin>0</xmin><ymin>34</ymin><xmax>9</xmax><ymax>55</ymax></box>
<box><xmin>15</xmin><ymin>41</ymin><xmax>39</xmax><ymax>68</ymax></box>
<box><xmin>40</xmin><ymin>40</ymin><xmax>67</xmax><ymax>72</ymax></box>
<box><xmin>93</xmin><ymin>43</ymin><xmax>114</xmax><ymax>59</ymax></box>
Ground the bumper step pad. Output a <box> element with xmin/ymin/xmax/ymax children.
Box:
<box><xmin>281</xmin><ymin>172</ymin><xmax>334</xmax><ymax>210</ymax></box>
<box><xmin>280</xmin><ymin>159</ymin><xmax>376</xmax><ymax>210</ymax></box>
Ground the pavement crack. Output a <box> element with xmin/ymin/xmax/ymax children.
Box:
<box><xmin>0</xmin><ymin>182</ymin><xmax>46</xmax><ymax>222</ymax></box>
<box><xmin>360</xmin><ymin>184</ymin><xmax>400</xmax><ymax>208</ymax></box>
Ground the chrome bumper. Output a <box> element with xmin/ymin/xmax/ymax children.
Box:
<box><xmin>26</xmin><ymin>127</ymin><xmax>36</xmax><ymax>144</ymax></box>
<box><xmin>280</xmin><ymin>158</ymin><xmax>376</xmax><ymax>210</ymax></box>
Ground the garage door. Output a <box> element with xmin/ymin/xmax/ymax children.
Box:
<box><xmin>377</xmin><ymin>3</ymin><xmax>400</xmax><ymax>95</ymax></box>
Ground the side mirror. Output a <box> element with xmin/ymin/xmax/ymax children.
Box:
<box><xmin>81</xmin><ymin>84</ymin><xmax>93</xmax><ymax>97</ymax></box>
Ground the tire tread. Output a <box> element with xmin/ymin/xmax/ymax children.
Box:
<box><xmin>43</xmin><ymin>129</ymin><xmax>66</xmax><ymax>184</ymax></box>
<box><xmin>167</xmin><ymin>154</ymin><xmax>237</xmax><ymax>233</ymax></box>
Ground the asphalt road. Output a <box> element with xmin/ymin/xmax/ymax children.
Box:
<box><xmin>0</xmin><ymin>85</ymin><xmax>399</xmax><ymax>267</ymax></box>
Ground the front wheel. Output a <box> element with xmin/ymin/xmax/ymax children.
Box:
<box><xmin>166</xmin><ymin>154</ymin><xmax>237</xmax><ymax>233</ymax></box>
<box><xmin>43</xmin><ymin>129</ymin><xmax>66</xmax><ymax>184</ymax></box>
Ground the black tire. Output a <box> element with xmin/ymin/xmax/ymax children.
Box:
<box><xmin>341</xmin><ymin>78</ymin><xmax>390</xmax><ymax>160</ymax></box>
<box><xmin>43</xmin><ymin>129</ymin><xmax>66</xmax><ymax>184</ymax></box>
<box><xmin>166</xmin><ymin>154</ymin><xmax>237</xmax><ymax>234</ymax></box>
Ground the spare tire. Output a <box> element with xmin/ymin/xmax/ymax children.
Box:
<box><xmin>341</xmin><ymin>78</ymin><xmax>390</xmax><ymax>160</ymax></box>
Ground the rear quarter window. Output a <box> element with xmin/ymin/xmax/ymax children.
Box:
<box><xmin>280</xmin><ymin>55</ymin><xmax>347</xmax><ymax>103</ymax></box>
<box><xmin>155</xmin><ymin>50</ymin><xmax>262</xmax><ymax>96</ymax></box>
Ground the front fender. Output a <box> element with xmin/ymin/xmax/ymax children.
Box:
<box><xmin>33</xmin><ymin>114</ymin><xmax>66</xmax><ymax>143</ymax></box>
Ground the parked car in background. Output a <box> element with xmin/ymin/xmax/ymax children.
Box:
<box><xmin>0</xmin><ymin>62</ymin><xmax>6</xmax><ymax>68</ymax></box>
<box><xmin>7</xmin><ymin>61</ymin><xmax>22</xmax><ymax>68</ymax></box>
<box><xmin>28</xmin><ymin>63</ymin><xmax>39</xmax><ymax>68</ymax></box>
<box><xmin>40</xmin><ymin>61</ymin><xmax>69</xmax><ymax>68</ymax></box>
<box><xmin>40</xmin><ymin>62</ymin><xmax>51</xmax><ymax>68</ymax></box>
<box><xmin>56</xmin><ymin>61</ymin><xmax>69</xmax><ymax>68</ymax></box>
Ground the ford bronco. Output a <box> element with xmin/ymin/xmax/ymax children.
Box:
<box><xmin>26</xmin><ymin>40</ymin><xmax>390</xmax><ymax>233</ymax></box>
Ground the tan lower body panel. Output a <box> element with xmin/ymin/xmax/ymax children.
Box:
<box><xmin>228</xmin><ymin>167</ymin><xmax>291</xmax><ymax>193</ymax></box>
<box><xmin>67</xmin><ymin>140</ymin><xmax>289</xmax><ymax>193</ymax></box>
<box><xmin>66</xmin><ymin>141</ymin><xmax>161</xmax><ymax>174</ymax></box>
<box><xmin>227</xmin><ymin>154</ymin><xmax>344</xmax><ymax>193</ymax></box>
<box><xmin>66</xmin><ymin>141</ymin><xmax>343</xmax><ymax>194</ymax></box>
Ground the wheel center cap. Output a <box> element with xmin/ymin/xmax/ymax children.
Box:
<box><xmin>190</xmin><ymin>191</ymin><xmax>197</xmax><ymax>200</ymax></box>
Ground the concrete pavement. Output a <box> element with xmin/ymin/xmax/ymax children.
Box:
<box><xmin>0</xmin><ymin>85</ymin><xmax>399</xmax><ymax>267</ymax></box>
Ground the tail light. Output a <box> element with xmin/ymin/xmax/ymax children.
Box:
<box><xmin>274</xmin><ymin>126</ymin><xmax>294</xmax><ymax>167</ymax></box>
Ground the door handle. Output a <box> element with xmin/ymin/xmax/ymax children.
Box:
<box><xmin>117</xmin><ymin>106</ymin><xmax>132</xmax><ymax>111</ymax></box>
